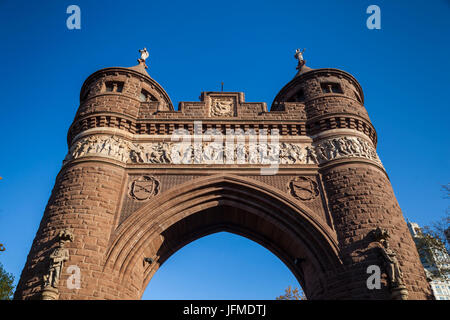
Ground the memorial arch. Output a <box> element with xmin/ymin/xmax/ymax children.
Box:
<box><xmin>14</xmin><ymin>50</ymin><xmax>432</xmax><ymax>300</ymax></box>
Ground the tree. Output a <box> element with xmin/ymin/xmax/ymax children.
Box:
<box><xmin>0</xmin><ymin>262</ymin><xmax>14</xmax><ymax>300</ymax></box>
<box><xmin>276</xmin><ymin>285</ymin><xmax>307</xmax><ymax>300</ymax></box>
<box><xmin>0</xmin><ymin>244</ymin><xmax>15</xmax><ymax>300</ymax></box>
<box><xmin>418</xmin><ymin>184</ymin><xmax>450</xmax><ymax>252</ymax></box>
<box><xmin>412</xmin><ymin>185</ymin><xmax>450</xmax><ymax>279</ymax></box>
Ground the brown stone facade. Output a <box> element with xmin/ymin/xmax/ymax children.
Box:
<box><xmin>14</xmin><ymin>61</ymin><xmax>432</xmax><ymax>300</ymax></box>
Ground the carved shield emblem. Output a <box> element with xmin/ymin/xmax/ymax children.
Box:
<box><xmin>288</xmin><ymin>176</ymin><xmax>319</xmax><ymax>201</ymax></box>
<box><xmin>211</xmin><ymin>98</ymin><xmax>234</xmax><ymax>117</ymax></box>
<box><xmin>129</xmin><ymin>176</ymin><xmax>160</xmax><ymax>201</ymax></box>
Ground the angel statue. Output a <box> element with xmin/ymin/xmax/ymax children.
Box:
<box><xmin>294</xmin><ymin>48</ymin><xmax>306</xmax><ymax>69</ymax></box>
<box><xmin>138</xmin><ymin>48</ymin><xmax>150</xmax><ymax>68</ymax></box>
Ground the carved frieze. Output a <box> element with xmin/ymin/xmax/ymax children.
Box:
<box><xmin>64</xmin><ymin>134</ymin><xmax>382</xmax><ymax>166</ymax></box>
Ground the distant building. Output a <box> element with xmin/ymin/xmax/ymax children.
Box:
<box><xmin>408</xmin><ymin>221</ymin><xmax>450</xmax><ymax>300</ymax></box>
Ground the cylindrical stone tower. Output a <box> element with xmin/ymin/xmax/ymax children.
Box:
<box><xmin>14</xmin><ymin>59</ymin><xmax>174</xmax><ymax>300</ymax></box>
<box><xmin>273</xmin><ymin>63</ymin><xmax>432</xmax><ymax>299</ymax></box>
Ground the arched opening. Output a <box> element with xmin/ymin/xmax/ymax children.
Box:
<box><xmin>141</xmin><ymin>231</ymin><xmax>302</xmax><ymax>299</ymax></box>
<box><xmin>104</xmin><ymin>175</ymin><xmax>342</xmax><ymax>299</ymax></box>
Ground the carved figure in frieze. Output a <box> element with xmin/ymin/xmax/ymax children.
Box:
<box><xmin>129</xmin><ymin>144</ymin><xmax>145</xmax><ymax>163</ymax></box>
<box><xmin>305</xmin><ymin>146</ymin><xmax>318</xmax><ymax>164</ymax></box>
<box><xmin>323</xmin><ymin>140</ymin><xmax>336</xmax><ymax>159</ymax></box>
<box><xmin>267</xmin><ymin>144</ymin><xmax>280</xmax><ymax>163</ymax></box>
<box><xmin>98</xmin><ymin>137</ymin><xmax>112</xmax><ymax>156</ymax></box>
<box><xmin>204</xmin><ymin>142</ymin><xmax>223</xmax><ymax>163</ymax></box>
<box><xmin>357</xmin><ymin>138</ymin><xmax>369</xmax><ymax>155</ymax></box>
<box><xmin>236</xmin><ymin>143</ymin><xmax>248</xmax><ymax>163</ymax></box>
<box><xmin>342</xmin><ymin>137</ymin><xmax>358</xmax><ymax>155</ymax></box>
<box><xmin>224</xmin><ymin>143</ymin><xmax>235</xmax><ymax>163</ymax></box>
<box><xmin>159</xmin><ymin>143</ymin><xmax>172</xmax><ymax>163</ymax></box>
<box><xmin>333</xmin><ymin>138</ymin><xmax>349</xmax><ymax>156</ymax></box>
<box><xmin>314</xmin><ymin>145</ymin><xmax>328</xmax><ymax>162</ymax></box>
<box><xmin>146</xmin><ymin>144</ymin><xmax>163</xmax><ymax>163</ymax></box>
<box><xmin>279</xmin><ymin>143</ymin><xmax>293</xmax><ymax>164</ymax></box>
<box><xmin>292</xmin><ymin>144</ymin><xmax>305</xmax><ymax>163</ymax></box>
<box><xmin>116</xmin><ymin>139</ymin><xmax>130</xmax><ymax>162</ymax></box>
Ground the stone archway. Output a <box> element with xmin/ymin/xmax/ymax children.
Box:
<box><xmin>103</xmin><ymin>174</ymin><xmax>342</xmax><ymax>299</ymax></box>
<box><xmin>14</xmin><ymin>56</ymin><xmax>433</xmax><ymax>300</ymax></box>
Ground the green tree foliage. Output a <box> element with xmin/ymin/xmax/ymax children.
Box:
<box><xmin>413</xmin><ymin>185</ymin><xmax>450</xmax><ymax>278</ymax></box>
<box><xmin>0</xmin><ymin>262</ymin><xmax>14</xmax><ymax>300</ymax></box>
<box><xmin>276</xmin><ymin>285</ymin><xmax>307</xmax><ymax>300</ymax></box>
<box><xmin>0</xmin><ymin>244</ymin><xmax>15</xmax><ymax>300</ymax></box>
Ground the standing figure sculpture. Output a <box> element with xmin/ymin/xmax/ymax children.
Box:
<box><xmin>372</xmin><ymin>227</ymin><xmax>408</xmax><ymax>300</ymax></box>
<box><xmin>379</xmin><ymin>238</ymin><xmax>404</xmax><ymax>287</ymax></box>
<box><xmin>138</xmin><ymin>47</ymin><xmax>150</xmax><ymax>69</ymax></box>
<box><xmin>294</xmin><ymin>48</ymin><xmax>306</xmax><ymax>69</ymax></box>
<box><xmin>44</xmin><ymin>247</ymin><xmax>69</xmax><ymax>288</ymax></box>
<box><xmin>41</xmin><ymin>229</ymin><xmax>74</xmax><ymax>300</ymax></box>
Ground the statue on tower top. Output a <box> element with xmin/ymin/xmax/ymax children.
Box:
<box><xmin>138</xmin><ymin>47</ymin><xmax>149</xmax><ymax>69</ymax></box>
<box><xmin>294</xmin><ymin>48</ymin><xmax>306</xmax><ymax>70</ymax></box>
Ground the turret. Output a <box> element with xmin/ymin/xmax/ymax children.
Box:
<box><xmin>270</xmin><ymin>51</ymin><xmax>429</xmax><ymax>299</ymax></box>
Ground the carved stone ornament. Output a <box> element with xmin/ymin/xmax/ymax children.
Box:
<box><xmin>41</xmin><ymin>229</ymin><xmax>74</xmax><ymax>300</ymax></box>
<box><xmin>64</xmin><ymin>134</ymin><xmax>382</xmax><ymax>166</ymax></box>
<box><xmin>288</xmin><ymin>176</ymin><xmax>319</xmax><ymax>201</ymax></box>
<box><xmin>210</xmin><ymin>98</ymin><xmax>234</xmax><ymax>117</ymax></box>
<box><xmin>371</xmin><ymin>227</ymin><xmax>408</xmax><ymax>300</ymax></box>
<box><xmin>129</xmin><ymin>175</ymin><xmax>160</xmax><ymax>201</ymax></box>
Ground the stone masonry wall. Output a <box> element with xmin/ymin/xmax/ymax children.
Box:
<box><xmin>14</xmin><ymin>162</ymin><xmax>126</xmax><ymax>299</ymax></box>
<box><xmin>320</xmin><ymin>163</ymin><xmax>432</xmax><ymax>299</ymax></box>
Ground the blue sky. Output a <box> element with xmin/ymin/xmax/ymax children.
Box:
<box><xmin>0</xmin><ymin>0</ymin><xmax>449</xmax><ymax>299</ymax></box>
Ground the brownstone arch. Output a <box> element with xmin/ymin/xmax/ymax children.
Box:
<box><xmin>105</xmin><ymin>174</ymin><xmax>342</xmax><ymax>299</ymax></box>
<box><xmin>14</xmin><ymin>54</ymin><xmax>433</xmax><ymax>300</ymax></box>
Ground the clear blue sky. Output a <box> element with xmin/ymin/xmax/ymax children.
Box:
<box><xmin>0</xmin><ymin>0</ymin><xmax>449</xmax><ymax>299</ymax></box>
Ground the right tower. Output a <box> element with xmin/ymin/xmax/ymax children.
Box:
<box><xmin>273</xmin><ymin>55</ymin><xmax>432</xmax><ymax>299</ymax></box>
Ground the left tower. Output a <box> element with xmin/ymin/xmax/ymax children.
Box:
<box><xmin>14</xmin><ymin>54</ymin><xmax>173</xmax><ymax>299</ymax></box>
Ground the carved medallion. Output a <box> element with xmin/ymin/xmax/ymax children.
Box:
<box><xmin>211</xmin><ymin>98</ymin><xmax>234</xmax><ymax>117</ymax></box>
<box><xmin>129</xmin><ymin>175</ymin><xmax>160</xmax><ymax>201</ymax></box>
<box><xmin>288</xmin><ymin>176</ymin><xmax>319</xmax><ymax>201</ymax></box>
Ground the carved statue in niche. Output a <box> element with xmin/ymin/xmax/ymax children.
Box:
<box><xmin>371</xmin><ymin>227</ymin><xmax>408</xmax><ymax>300</ymax></box>
<box><xmin>41</xmin><ymin>229</ymin><xmax>74</xmax><ymax>300</ymax></box>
